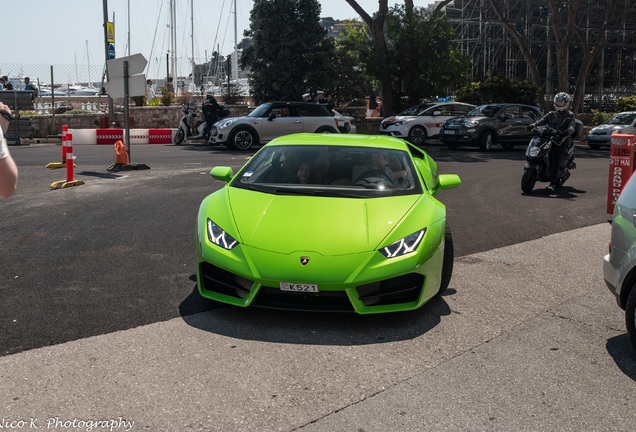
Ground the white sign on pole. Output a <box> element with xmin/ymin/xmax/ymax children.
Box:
<box><xmin>106</xmin><ymin>53</ymin><xmax>147</xmax><ymax>78</ymax></box>
<box><xmin>105</xmin><ymin>74</ymin><xmax>147</xmax><ymax>99</ymax></box>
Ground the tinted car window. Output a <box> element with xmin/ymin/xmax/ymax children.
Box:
<box><xmin>298</xmin><ymin>104</ymin><xmax>331</xmax><ymax>117</ymax></box>
<box><xmin>503</xmin><ymin>106</ymin><xmax>522</xmax><ymax>118</ymax></box>
<box><xmin>467</xmin><ymin>105</ymin><xmax>503</xmax><ymax>117</ymax></box>
<box><xmin>453</xmin><ymin>104</ymin><xmax>472</xmax><ymax>116</ymax></box>
<box><xmin>606</xmin><ymin>113</ymin><xmax>636</xmax><ymax>125</ymax></box>
<box><xmin>231</xmin><ymin>145</ymin><xmax>422</xmax><ymax>197</ymax></box>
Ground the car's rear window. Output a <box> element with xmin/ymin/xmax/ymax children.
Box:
<box><xmin>231</xmin><ymin>145</ymin><xmax>423</xmax><ymax>198</ymax></box>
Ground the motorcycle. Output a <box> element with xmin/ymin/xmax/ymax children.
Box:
<box><xmin>174</xmin><ymin>104</ymin><xmax>208</xmax><ymax>145</ymax></box>
<box><xmin>521</xmin><ymin>123</ymin><xmax>578</xmax><ymax>194</ymax></box>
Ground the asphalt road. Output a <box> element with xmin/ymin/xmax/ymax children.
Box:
<box><xmin>1</xmin><ymin>139</ymin><xmax>632</xmax><ymax>431</ymax></box>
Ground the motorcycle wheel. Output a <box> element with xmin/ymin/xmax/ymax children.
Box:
<box><xmin>174</xmin><ymin>128</ymin><xmax>185</xmax><ymax>145</ymax></box>
<box><xmin>521</xmin><ymin>167</ymin><xmax>538</xmax><ymax>194</ymax></box>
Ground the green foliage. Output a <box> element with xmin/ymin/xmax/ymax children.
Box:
<box><xmin>455</xmin><ymin>73</ymin><xmax>541</xmax><ymax>107</ymax></box>
<box><xmin>591</xmin><ymin>109</ymin><xmax>612</xmax><ymax>126</ymax></box>
<box><xmin>384</xmin><ymin>6</ymin><xmax>470</xmax><ymax>111</ymax></box>
<box><xmin>338</xmin><ymin>6</ymin><xmax>470</xmax><ymax>112</ymax></box>
<box><xmin>147</xmin><ymin>98</ymin><xmax>160</xmax><ymax>106</ymax></box>
<box><xmin>64</xmin><ymin>109</ymin><xmax>92</xmax><ymax>114</ymax></box>
<box><xmin>241</xmin><ymin>0</ymin><xmax>328</xmax><ymax>104</ymax></box>
<box><xmin>616</xmin><ymin>96</ymin><xmax>636</xmax><ymax>113</ymax></box>
<box><xmin>159</xmin><ymin>86</ymin><xmax>175</xmax><ymax>106</ymax></box>
<box><xmin>131</xmin><ymin>95</ymin><xmax>146</xmax><ymax>107</ymax></box>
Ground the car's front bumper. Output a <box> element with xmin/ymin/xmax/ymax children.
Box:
<box><xmin>438</xmin><ymin>129</ymin><xmax>478</xmax><ymax>144</ymax></box>
<box><xmin>196</xmin><ymin>219</ymin><xmax>446</xmax><ymax>314</ymax></box>
<box><xmin>586</xmin><ymin>134</ymin><xmax>611</xmax><ymax>146</ymax></box>
<box><xmin>379</xmin><ymin>125</ymin><xmax>408</xmax><ymax>140</ymax></box>
<box><xmin>208</xmin><ymin>127</ymin><xmax>228</xmax><ymax>144</ymax></box>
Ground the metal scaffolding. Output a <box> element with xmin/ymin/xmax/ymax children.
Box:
<box><xmin>441</xmin><ymin>0</ymin><xmax>636</xmax><ymax>110</ymax></box>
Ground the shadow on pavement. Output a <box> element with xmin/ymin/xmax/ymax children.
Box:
<box><xmin>606</xmin><ymin>334</ymin><xmax>636</xmax><ymax>382</ymax></box>
<box><xmin>178</xmin><ymin>280</ymin><xmax>454</xmax><ymax>346</ymax></box>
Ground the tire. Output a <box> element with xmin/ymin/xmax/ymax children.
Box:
<box><xmin>626</xmin><ymin>286</ymin><xmax>636</xmax><ymax>350</ymax></box>
<box><xmin>408</xmin><ymin>125</ymin><xmax>427</xmax><ymax>146</ymax></box>
<box><xmin>479</xmin><ymin>131</ymin><xmax>495</xmax><ymax>151</ymax></box>
<box><xmin>437</xmin><ymin>223</ymin><xmax>454</xmax><ymax>296</ymax></box>
<box><xmin>315</xmin><ymin>126</ymin><xmax>337</xmax><ymax>134</ymax></box>
<box><xmin>230</xmin><ymin>129</ymin><xmax>256</xmax><ymax>150</ymax></box>
<box><xmin>521</xmin><ymin>167</ymin><xmax>538</xmax><ymax>194</ymax></box>
<box><xmin>174</xmin><ymin>128</ymin><xmax>185</xmax><ymax>145</ymax></box>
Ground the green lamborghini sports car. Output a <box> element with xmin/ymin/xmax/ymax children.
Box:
<box><xmin>196</xmin><ymin>134</ymin><xmax>461</xmax><ymax>314</ymax></box>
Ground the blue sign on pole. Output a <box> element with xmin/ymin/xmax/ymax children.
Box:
<box><xmin>108</xmin><ymin>43</ymin><xmax>116</xmax><ymax>60</ymax></box>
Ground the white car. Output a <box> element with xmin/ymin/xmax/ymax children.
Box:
<box><xmin>332</xmin><ymin>109</ymin><xmax>356</xmax><ymax>134</ymax></box>
<box><xmin>604</xmin><ymin>171</ymin><xmax>636</xmax><ymax>349</ymax></box>
<box><xmin>587</xmin><ymin>112</ymin><xmax>636</xmax><ymax>149</ymax></box>
<box><xmin>379</xmin><ymin>102</ymin><xmax>476</xmax><ymax>145</ymax></box>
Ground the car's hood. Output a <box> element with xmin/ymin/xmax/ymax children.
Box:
<box><xmin>382</xmin><ymin>115</ymin><xmax>416</xmax><ymax>125</ymax></box>
<box><xmin>590</xmin><ymin>124</ymin><xmax>626</xmax><ymax>133</ymax></box>
<box><xmin>226</xmin><ymin>188</ymin><xmax>421</xmax><ymax>255</ymax></box>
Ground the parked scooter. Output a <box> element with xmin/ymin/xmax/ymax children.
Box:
<box><xmin>521</xmin><ymin>121</ymin><xmax>581</xmax><ymax>193</ymax></box>
<box><xmin>174</xmin><ymin>104</ymin><xmax>208</xmax><ymax>145</ymax></box>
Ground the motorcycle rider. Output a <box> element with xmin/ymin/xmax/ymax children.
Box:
<box><xmin>530</xmin><ymin>92</ymin><xmax>576</xmax><ymax>192</ymax></box>
<box><xmin>202</xmin><ymin>90</ymin><xmax>221</xmax><ymax>140</ymax></box>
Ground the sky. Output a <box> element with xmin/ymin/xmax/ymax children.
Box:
<box><xmin>2</xmin><ymin>0</ymin><xmax>436</xmax><ymax>83</ymax></box>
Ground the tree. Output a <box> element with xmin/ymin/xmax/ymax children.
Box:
<box><xmin>384</xmin><ymin>5</ymin><xmax>469</xmax><ymax>111</ymax></box>
<box><xmin>241</xmin><ymin>0</ymin><xmax>327</xmax><ymax>104</ymax></box>
<box><xmin>455</xmin><ymin>73</ymin><xmax>541</xmax><ymax>107</ymax></box>
<box><xmin>486</xmin><ymin>0</ymin><xmax>618</xmax><ymax>113</ymax></box>
<box><xmin>344</xmin><ymin>0</ymin><xmax>455</xmax><ymax>115</ymax></box>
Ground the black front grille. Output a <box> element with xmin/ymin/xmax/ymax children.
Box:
<box><xmin>252</xmin><ymin>287</ymin><xmax>354</xmax><ymax>312</ymax></box>
<box><xmin>199</xmin><ymin>262</ymin><xmax>253</xmax><ymax>299</ymax></box>
<box><xmin>356</xmin><ymin>273</ymin><xmax>424</xmax><ymax>306</ymax></box>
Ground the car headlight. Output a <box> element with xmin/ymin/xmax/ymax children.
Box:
<box><xmin>393</xmin><ymin>120</ymin><xmax>406</xmax><ymax>126</ymax></box>
<box><xmin>611</xmin><ymin>128</ymin><xmax>623</xmax><ymax>134</ymax></box>
<box><xmin>465</xmin><ymin>120</ymin><xmax>479</xmax><ymax>128</ymax></box>
<box><xmin>218</xmin><ymin>119</ymin><xmax>234</xmax><ymax>129</ymax></box>
<box><xmin>380</xmin><ymin>229</ymin><xmax>426</xmax><ymax>258</ymax></box>
<box><xmin>207</xmin><ymin>219</ymin><xmax>238</xmax><ymax>250</ymax></box>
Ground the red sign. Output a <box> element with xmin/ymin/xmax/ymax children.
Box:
<box><xmin>607</xmin><ymin>134</ymin><xmax>636</xmax><ymax>213</ymax></box>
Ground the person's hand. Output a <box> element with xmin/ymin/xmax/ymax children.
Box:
<box><xmin>0</xmin><ymin>102</ymin><xmax>12</xmax><ymax>134</ymax></box>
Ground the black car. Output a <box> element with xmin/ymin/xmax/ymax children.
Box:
<box><xmin>439</xmin><ymin>103</ymin><xmax>542</xmax><ymax>150</ymax></box>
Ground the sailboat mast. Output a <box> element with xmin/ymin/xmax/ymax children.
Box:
<box><xmin>232</xmin><ymin>0</ymin><xmax>238</xmax><ymax>82</ymax></box>
<box><xmin>191</xmin><ymin>0</ymin><xmax>195</xmax><ymax>90</ymax></box>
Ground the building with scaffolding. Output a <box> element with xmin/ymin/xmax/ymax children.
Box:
<box><xmin>440</xmin><ymin>0</ymin><xmax>636</xmax><ymax>111</ymax></box>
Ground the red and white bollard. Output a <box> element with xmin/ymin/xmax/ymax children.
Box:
<box><xmin>45</xmin><ymin>125</ymin><xmax>73</xmax><ymax>168</ymax></box>
<box><xmin>50</xmin><ymin>132</ymin><xmax>85</xmax><ymax>189</ymax></box>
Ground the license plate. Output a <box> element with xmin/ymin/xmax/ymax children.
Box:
<box><xmin>280</xmin><ymin>282</ymin><xmax>319</xmax><ymax>293</ymax></box>
<box><xmin>443</xmin><ymin>129</ymin><xmax>457</xmax><ymax>134</ymax></box>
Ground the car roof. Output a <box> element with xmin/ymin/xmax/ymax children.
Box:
<box><xmin>267</xmin><ymin>133</ymin><xmax>411</xmax><ymax>150</ymax></box>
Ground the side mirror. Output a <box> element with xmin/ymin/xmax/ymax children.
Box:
<box><xmin>268</xmin><ymin>112</ymin><xmax>276</xmax><ymax>121</ymax></box>
<box><xmin>438</xmin><ymin>174</ymin><xmax>461</xmax><ymax>190</ymax></box>
<box><xmin>210</xmin><ymin>166</ymin><xmax>234</xmax><ymax>182</ymax></box>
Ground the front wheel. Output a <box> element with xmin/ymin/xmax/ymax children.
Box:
<box><xmin>437</xmin><ymin>223</ymin><xmax>454</xmax><ymax>296</ymax></box>
<box><xmin>479</xmin><ymin>131</ymin><xmax>495</xmax><ymax>151</ymax></box>
<box><xmin>408</xmin><ymin>125</ymin><xmax>427</xmax><ymax>146</ymax></box>
<box><xmin>230</xmin><ymin>129</ymin><xmax>256</xmax><ymax>150</ymax></box>
<box><xmin>521</xmin><ymin>166</ymin><xmax>538</xmax><ymax>194</ymax></box>
<box><xmin>174</xmin><ymin>128</ymin><xmax>185</xmax><ymax>145</ymax></box>
<box><xmin>315</xmin><ymin>126</ymin><xmax>338</xmax><ymax>134</ymax></box>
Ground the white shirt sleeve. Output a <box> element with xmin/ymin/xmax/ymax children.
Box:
<box><xmin>0</xmin><ymin>128</ymin><xmax>9</xmax><ymax>159</ymax></box>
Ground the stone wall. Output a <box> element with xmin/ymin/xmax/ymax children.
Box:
<box><xmin>27</xmin><ymin>104</ymin><xmax>379</xmax><ymax>137</ymax></box>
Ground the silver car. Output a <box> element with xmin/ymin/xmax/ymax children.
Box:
<box><xmin>604</xmin><ymin>172</ymin><xmax>636</xmax><ymax>349</ymax></box>
<box><xmin>210</xmin><ymin>102</ymin><xmax>340</xmax><ymax>150</ymax></box>
<box><xmin>587</xmin><ymin>112</ymin><xmax>636</xmax><ymax>149</ymax></box>
<box><xmin>379</xmin><ymin>102</ymin><xmax>475</xmax><ymax>145</ymax></box>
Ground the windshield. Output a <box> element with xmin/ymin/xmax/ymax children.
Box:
<box><xmin>398</xmin><ymin>103</ymin><xmax>436</xmax><ymax>116</ymax></box>
<box><xmin>606</xmin><ymin>113</ymin><xmax>636</xmax><ymax>125</ymax></box>
<box><xmin>231</xmin><ymin>145</ymin><xmax>423</xmax><ymax>198</ymax></box>
<box><xmin>248</xmin><ymin>103</ymin><xmax>273</xmax><ymax>117</ymax></box>
<box><xmin>466</xmin><ymin>105</ymin><xmax>503</xmax><ymax>118</ymax></box>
